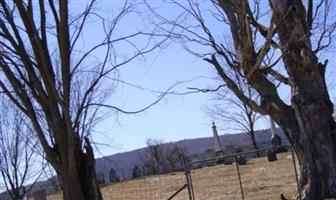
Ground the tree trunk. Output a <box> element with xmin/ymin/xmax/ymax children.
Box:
<box><xmin>205</xmin><ymin>0</ymin><xmax>336</xmax><ymax>198</ymax></box>
<box><xmin>60</xmin><ymin>169</ymin><xmax>102</xmax><ymax>200</ymax></box>
<box><xmin>285</xmin><ymin>89</ymin><xmax>336</xmax><ymax>199</ymax></box>
<box><xmin>250</xmin><ymin>129</ymin><xmax>260</xmax><ymax>157</ymax></box>
<box><xmin>11</xmin><ymin>188</ymin><xmax>20</xmax><ymax>200</ymax></box>
<box><xmin>297</xmin><ymin>144</ymin><xmax>336</xmax><ymax>199</ymax></box>
<box><xmin>57</xmin><ymin>137</ymin><xmax>103</xmax><ymax>200</ymax></box>
<box><xmin>284</xmin><ymin>121</ymin><xmax>336</xmax><ymax>200</ymax></box>
<box><xmin>267</xmin><ymin>1</ymin><xmax>336</xmax><ymax>199</ymax></box>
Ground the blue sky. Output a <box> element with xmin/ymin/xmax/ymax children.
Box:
<box><xmin>68</xmin><ymin>0</ymin><xmax>336</xmax><ymax>157</ymax></box>
<box><xmin>92</xmin><ymin>43</ymin><xmax>272</xmax><ymax>157</ymax></box>
<box><xmin>81</xmin><ymin>1</ymin><xmax>269</xmax><ymax>157</ymax></box>
<box><xmin>92</xmin><ymin>42</ymin><xmax>228</xmax><ymax>156</ymax></box>
<box><xmin>1</xmin><ymin>0</ymin><xmax>336</xmax><ymax>193</ymax></box>
<box><xmin>65</xmin><ymin>1</ymin><xmax>221</xmax><ymax>156</ymax></box>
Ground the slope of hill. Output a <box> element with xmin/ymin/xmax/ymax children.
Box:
<box><xmin>95</xmin><ymin>128</ymin><xmax>288</xmax><ymax>181</ymax></box>
<box><xmin>49</xmin><ymin>152</ymin><xmax>298</xmax><ymax>200</ymax></box>
<box><xmin>0</xmin><ymin>128</ymin><xmax>288</xmax><ymax>199</ymax></box>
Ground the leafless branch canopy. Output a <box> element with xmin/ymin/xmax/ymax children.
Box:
<box><xmin>145</xmin><ymin>0</ymin><xmax>336</xmax><ymax>122</ymax></box>
<box><xmin>0</xmin><ymin>99</ymin><xmax>44</xmax><ymax>199</ymax></box>
<box><xmin>0</xmin><ymin>0</ymin><xmax>163</xmax><ymax>173</ymax></box>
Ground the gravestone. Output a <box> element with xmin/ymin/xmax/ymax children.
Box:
<box><xmin>207</xmin><ymin>160</ymin><xmax>217</xmax><ymax>166</ymax></box>
<box><xmin>32</xmin><ymin>190</ymin><xmax>46</xmax><ymax>200</ymax></box>
<box><xmin>215</xmin><ymin>158</ymin><xmax>226</xmax><ymax>165</ymax></box>
<box><xmin>236</xmin><ymin>155</ymin><xmax>247</xmax><ymax>165</ymax></box>
<box><xmin>119</xmin><ymin>175</ymin><xmax>125</xmax><ymax>181</ymax></box>
<box><xmin>271</xmin><ymin>134</ymin><xmax>282</xmax><ymax>147</ymax></box>
<box><xmin>174</xmin><ymin>159</ymin><xmax>183</xmax><ymax>171</ymax></box>
<box><xmin>97</xmin><ymin>172</ymin><xmax>105</xmax><ymax>184</ymax></box>
<box><xmin>212</xmin><ymin>122</ymin><xmax>224</xmax><ymax>156</ymax></box>
<box><xmin>215</xmin><ymin>150</ymin><xmax>224</xmax><ymax>157</ymax></box>
<box><xmin>223</xmin><ymin>145</ymin><xmax>236</xmax><ymax>164</ymax></box>
<box><xmin>142</xmin><ymin>163</ymin><xmax>151</xmax><ymax>176</ymax></box>
<box><xmin>267</xmin><ymin>150</ymin><xmax>278</xmax><ymax>162</ymax></box>
<box><xmin>157</xmin><ymin>161</ymin><xmax>166</xmax><ymax>174</ymax></box>
<box><xmin>271</xmin><ymin>134</ymin><xmax>289</xmax><ymax>153</ymax></box>
<box><xmin>204</xmin><ymin>149</ymin><xmax>214</xmax><ymax>158</ymax></box>
<box><xmin>223</xmin><ymin>157</ymin><xmax>234</xmax><ymax>165</ymax></box>
<box><xmin>223</xmin><ymin>145</ymin><xmax>236</xmax><ymax>155</ymax></box>
<box><xmin>132</xmin><ymin>165</ymin><xmax>142</xmax><ymax>178</ymax></box>
<box><xmin>109</xmin><ymin>168</ymin><xmax>120</xmax><ymax>182</ymax></box>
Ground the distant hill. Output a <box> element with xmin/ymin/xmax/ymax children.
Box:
<box><xmin>95</xmin><ymin>128</ymin><xmax>288</xmax><ymax>181</ymax></box>
<box><xmin>0</xmin><ymin>128</ymin><xmax>288</xmax><ymax>199</ymax></box>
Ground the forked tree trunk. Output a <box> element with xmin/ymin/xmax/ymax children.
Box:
<box><xmin>56</xmin><ymin>137</ymin><xmax>103</xmax><ymax>200</ymax></box>
<box><xmin>11</xmin><ymin>188</ymin><xmax>20</xmax><ymax>200</ymax></box>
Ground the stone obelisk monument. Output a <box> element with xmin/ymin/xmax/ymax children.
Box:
<box><xmin>212</xmin><ymin>121</ymin><xmax>224</xmax><ymax>156</ymax></box>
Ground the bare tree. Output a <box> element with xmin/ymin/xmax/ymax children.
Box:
<box><xmin>206</xmin><ymin>76</ymin><xmax>262</xmax><ymax>157</ymax></box>
<box><xmin>140</xmin><ymin>139</ymin><xmax>189</xmax><ymax>175</ymax></box>
<box><xmin>141</xmin><ymin>139</ymin><xmax>166</xmax><ymax>175</ymax></box>
<box><xmin>0</xmin><ymin>100</ymin><xmax>44</xmax><ymax>200</ymax></box>
<box><xmin>146</xmin><ymin>0</ymin><xmax>336</xmax><ymax>199</ymax></box>
<box><xmin>0</xmin><ymin>1</ymin><xmax>162</xmax><ymax>199</ymax></box>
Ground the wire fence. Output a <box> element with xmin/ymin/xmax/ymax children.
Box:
<box><xmin>239</xmin><ymin>154</ymin><xmax>298</xmax><ymax>199</ymax></box>
<box><xmin>47</xmin><ymin>172</ymin><xmax>189</xmax><ymax>200</ymax></box>
<box><xmin>184</xmin><ymin>148</ymin><xmax>300</xmax><ymax>200</ymax></box>
<box><xmin>47</xmin><ymin>148</ymin><xmax>300</xmax><ymax>200</ymax></box>
<box><xmin>100</xmin><ymin>172</ymin><xmax>188</xmax><ymax>200</ymax></box>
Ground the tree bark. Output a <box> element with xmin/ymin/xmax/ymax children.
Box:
<box><xmin>11</xmin><ymin>188</ymin><xmax>20</xmax><ymax>200</ymax></box>
<box><xmin>214</xmin><ymin>0</ymin><xmax>336</xmax><ymax>199</ymax></box>
<box><xmin>281</xmin><ymin>80</ymin><xmax>336</xmax><ymax>199</ymax></box>
<box><xmin>295</xmin><ymin>137</ymin><xmax>336</xmax><ymax>199</ymax></box>
<box><xmin>0</xmin><ymin>1</ymin><xmax>146</xmax><ymax>199</ymax></box>
<box><xmin>269</xmin><ymin>0</ymin><xmax>336</xmax><ymax>198</ymax></box>
<box><xmin>250</xmin><ymin>129</ymin><xmax>260</xmax><ymax>157</ymax></box>
<box><xmin>280</xmin><ymin>114</ymin><xmax>336</xmax><ymax>200</ymax></box>
<box><xmin>57</xmin><ymin>137</ymin><xmax>103</xmax><ymax>200</ymax></box>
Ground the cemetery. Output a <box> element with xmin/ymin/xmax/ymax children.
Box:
<box><xmin>0</xmin><ymin>1</ymin><xmax>335</xmax><ymax>199</ymax></box>
<box><xmin>42</xmin><ymin>122</ymin><xmax>298</xmax><ymax>200</ymax></box>
<box><xmin>0</xmin><ymin>120</ymin><xmax>296</xmax><ymax>200</ymax></box>
<box><xmin>46</xmin><ymin>152</ymin><xmax>298</xmax><ymax>200</ymax></box>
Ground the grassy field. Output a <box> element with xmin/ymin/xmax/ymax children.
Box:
<box><xmin>47</xmin><ymin>153</ymin><xmax>299</xmax><ymax>200</ymax></box>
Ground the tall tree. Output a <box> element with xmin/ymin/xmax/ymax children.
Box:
<box><xmin>0</xmin><ymin>1</ymin><xmax>160</xmax><ymax>199</ymax></box>
<box><xmin>206</xmin><ymin>76</ymin><xmax>262</xmax><ymax>156</ymax></box>
<box><xmin>146</xmin><ymin>0</ymin><xmax>336</xmax><ymax>199</ymax></box>
<box><xmin>0</xmin><ymin>100</ymin><xmax>43</xmax><ymax>200</ymax></box>
<box><xmin>140</xmin><ymin>139</ymin><xmax>189</xmax><ymax>175</ymax></box>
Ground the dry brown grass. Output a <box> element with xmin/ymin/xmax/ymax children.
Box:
<box><xmin>47</xmin><ymin>153</ymin><xmax>299</xmax><ymax>200</ymax></box>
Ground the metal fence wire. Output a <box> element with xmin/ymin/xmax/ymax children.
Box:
<box><xmin>99</xmin><ymin>172</ymin><xmax>189</xmax><ymax>200</ymax></box>
<box><xmin>46</xmin><ymin>172</ymin><xmax>189</xmax><ymax>200</ymax></box>
<box><xmin>46</xmin><ymin>148</ymin><xmax>300</xmax><ymax>200</ymax></box>
<box><xmin>184</xmin><ymin>148</ymin><xmax>301</xmax><ymax>200</ymax></box>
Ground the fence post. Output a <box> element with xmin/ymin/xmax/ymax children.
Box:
<box><xmin>291</xmin><ymin>148</ymin><xmax>302</xmax><ymax>200</ymax></box>
<box><xmin>235</xmin><ymin>155</ymin><xmax>245</xmax><ymax>200</ymax></box>
<box><xmin>166</xmin><ymin>184</ymin><xmax>187</xmax><ymax>200</ymax></box>
<box><xmin>182</xmin><ymin>156</ymin><xmax>195</xmax><ymax>200</ymax></box>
